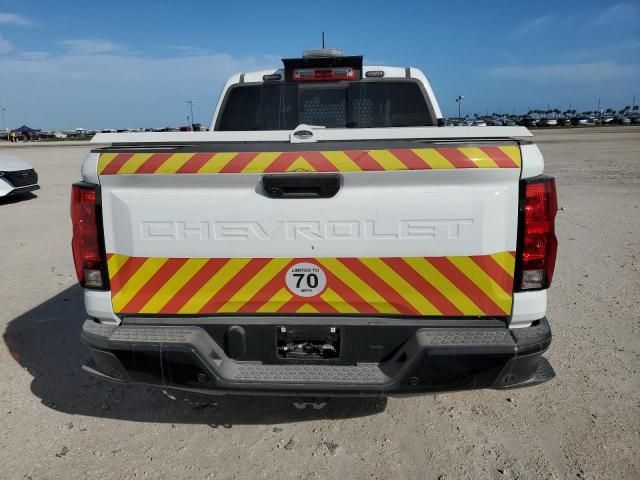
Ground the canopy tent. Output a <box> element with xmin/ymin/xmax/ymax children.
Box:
<box><xmin>12</xmin><ymin>125</ymin><xmax>40</xmax><ymax>133</ymax></box>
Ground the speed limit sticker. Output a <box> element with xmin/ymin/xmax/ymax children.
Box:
<box><xmin>285</xmin><ymin>262</ymin><xmax>327</xmax><ymax>297</ymax></box>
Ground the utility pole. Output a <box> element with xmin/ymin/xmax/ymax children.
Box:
<box><xmin>186</xmin><ymin>100</ymin><xmax>195</xmax><ymax>130</ymax></box>
<box><xmin>0</xmin><ymin>105</ymin><xmax>7</xmax><ymax>140</ymax></box>
<box><xmin>322</xmin><ymin>31</ymin><xmax>325</xmax><ymax>49</ymax></box>
<box><xmin>455</xmin><ymin>95</ymin><xmax>464</xmax><ymax>118</ymax></box>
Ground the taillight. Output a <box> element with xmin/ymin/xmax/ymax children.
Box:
<box><xmin>71</xmin><ymin>183</ymin><xmax>107</xmax><ymax>289</ymax></box>
<box><xmin>516</xmin><ymin>176</ymin><xmax>558</xmax><ymax>290</ymax></box>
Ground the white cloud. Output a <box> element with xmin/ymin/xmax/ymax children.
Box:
<box><xmin>0</xmin><ymin>46</ymin><xmax>280</xmax><ymax>129</ymax></box>
<box><xmin>511</xmin><ymin>15</ymin><xmax>554</xmax><ymax>37</ymax></box>
<box><xmin>17</xmin><ymin>51</ymin><xmax>50</xmax><ymax>60</ymax></box>
<box><xmin>571</xmin><ymin>40</ymin><xmax>640</xmax><ymax>61</ymax></box>
<box><xmin>60</xmin><ymin>39</ymin><xmax>124</xmax><ymax>55</ymax></box>
<box><xmin>487</xmin><ymin>62</ymin><xmax>640</xmax><ymax>83</ymax></box>
<box><xmin>0</xmin><ymin>35</ymin><xmax>12</xmax><ymax>55</ymax></box>
<box><xmin>0</xmin><ymin>12</ymin><xmax>32</xmax><ymax>26</ymax></box>
<box><xmin>510</xmin><ymin>6</ymin><xmax>639</xmax><ymax>37</ymax></box>
<box><xmin>594</xmin><ymin>3</ymin><xmax>639</xmax><ymax>25</ymax></box>
<box><xmin>167</xmin><ymin>45</ymin><xmax>210</xmax><ymax>56</ymax></box>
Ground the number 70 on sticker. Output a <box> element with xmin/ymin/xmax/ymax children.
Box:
<box><xmin>285</xmin><ymin>262</ymin><xmax>328</xmax><ymax>297</ymax></box>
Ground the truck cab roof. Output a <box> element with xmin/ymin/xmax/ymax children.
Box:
<box><xmin>91</xmin><ymin>51</ymin><xmax>530</xmax><ymax>144</ymax></box>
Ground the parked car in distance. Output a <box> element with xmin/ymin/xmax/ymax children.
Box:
<box><xmin>614</xmin><ymin>116</ymin><xmax>631</xmax><ymax>125</ymax></box>
<box><xmin>472</xmin><ymin>120</ymin><xmax>487</xmax><ymax>127</ymax></box>
<box><xmin>0</xmin><ymin>155</ymin><xmax>40</xmax><ymax>198</ymax></box>
<box><xmin>518</xmin><ymin>116</ymin><xmax>537</xmax><ymax>128</ymax></box>
<box><xmin>446</xmin><ymin>117</ymin><xmax>465</xmax><ymax>126</ymax></box>
<box><xmin>503</xmin><ymin>119</ymin><xmax>517</xmax><ymax>126</ymax></box>
<box><xmin>486</xmin><ymin>119</ymin><xmax>503</xmax><ymax>126</ymax></box>
<box><xmin>571</xmin><ymin>117</ymin><xmax>589</xmax><ymax>126</ymax></box>
<box><xmin>537</xmin><ymin>118</ymin><xmax>558</xmax><ymax>127</ymax></box>
<box><xmin>601</xmin><ymin>116</ymin><xmax>615</xmax><ymax>124</ymax></box>
<box><xmin>558</xmin><ymin>117</ymin><xmax>572</xmax><ymax>126</ymax></box>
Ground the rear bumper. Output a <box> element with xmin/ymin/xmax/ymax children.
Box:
<box><xmin>81</xmin><ymin>318</ymin><xmax>554</xmax><ymax>396</ymax></box>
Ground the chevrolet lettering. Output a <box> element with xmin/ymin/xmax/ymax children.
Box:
<box><xmin>140</xmin><ymin>219</ymin><xmax>475</xmax><ymax>241</ymax></box>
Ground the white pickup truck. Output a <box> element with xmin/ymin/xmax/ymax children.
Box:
<box><xmin>75</xmin><ymin>50</ymin><xmax>557</xmax><ymax>396</ymax></box>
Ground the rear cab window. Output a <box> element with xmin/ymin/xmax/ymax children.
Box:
<box><xmin>216</xmin><ymin>80</ymin><xmax>436</xmax><ymax>131</ymax></box>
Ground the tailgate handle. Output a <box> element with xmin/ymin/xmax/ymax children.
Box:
<box><xmin>262</xmin><ymin>174</ymin><xmax>341</xmax><ymax>199</ymax></box>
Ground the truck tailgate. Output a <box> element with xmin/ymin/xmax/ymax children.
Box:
<box><xmin>97</xmin><ymin>141</ymin><xmax>521</xmax><ymax>318</ymax></box>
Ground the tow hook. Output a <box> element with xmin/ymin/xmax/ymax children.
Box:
<box><xmin>292</xmin><ymin>397</ymin><xmax>328</xmax><ymax>410</ymax></box>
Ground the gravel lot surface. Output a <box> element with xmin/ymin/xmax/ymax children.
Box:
<box><xmin>1</xmin><ymin>127</ymin><xmax>638</xmax><ymax>479</ymax></box>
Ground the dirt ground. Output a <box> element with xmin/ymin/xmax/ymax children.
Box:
<box><xmin>1</xmin><ymin>127</ymin><xmax>638</xmax><ymax>479</ymax></box>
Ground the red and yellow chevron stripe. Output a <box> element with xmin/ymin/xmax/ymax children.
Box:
<box><xmin>97</xmin><ymin>146</ymin><xmax>521</xmax><ymax>175</ymax></box>
<box><xmin>106</xmin><ymin>252</ymin><xmax>516</xmax><ymax>317</ymax></box>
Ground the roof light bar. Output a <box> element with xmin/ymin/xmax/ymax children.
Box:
<box><xmin>282</xmin><ymin>54</ymin><xmax>363</xmax><ymax>81</ymax></box>
<box><xmin>292</xmin><ymin>67</ymin><xmax>356</xmax><ymax>81</ymax></box>
<box><xmin>303</xmin><ymin>48</ymin><xmax>343</xmax><ymax>58</ymax></box>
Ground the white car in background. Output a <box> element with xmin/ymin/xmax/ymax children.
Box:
<box><xmin>0</xmin><ymin>154</ymin><xmax>40</xmax><ymax>198</ymax></box>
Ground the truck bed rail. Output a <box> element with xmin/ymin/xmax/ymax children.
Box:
<box><xmin>91</xmin><ymin>126</ymin><xmax>532</xmax><ymax>145</ymax></box>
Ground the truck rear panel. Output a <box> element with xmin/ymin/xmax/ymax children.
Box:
<box><xmin>76</xmin><ymin>54</ymin><xmax>555</xmax><ymax>395</ymax></box>
<box><xmin>77</xmin><ymin>137</ymin><xmax>556</xmax><ymax>395</ymax></box>
<box><xmin>96</xmin><ymin>141</ymin><xmax>521</xmax><ymax>319</ymax></box>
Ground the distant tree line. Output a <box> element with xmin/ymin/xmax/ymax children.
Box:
<box><xmin>465</xmin><ymin>105</ymin><xmax>639</xmax><ymax>120</ymax></box>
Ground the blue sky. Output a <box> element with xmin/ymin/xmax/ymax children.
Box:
<box><xmin>0</xmin><ymin>0</ymin><xmax>639</xmax><ymax>129</ymax></box>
